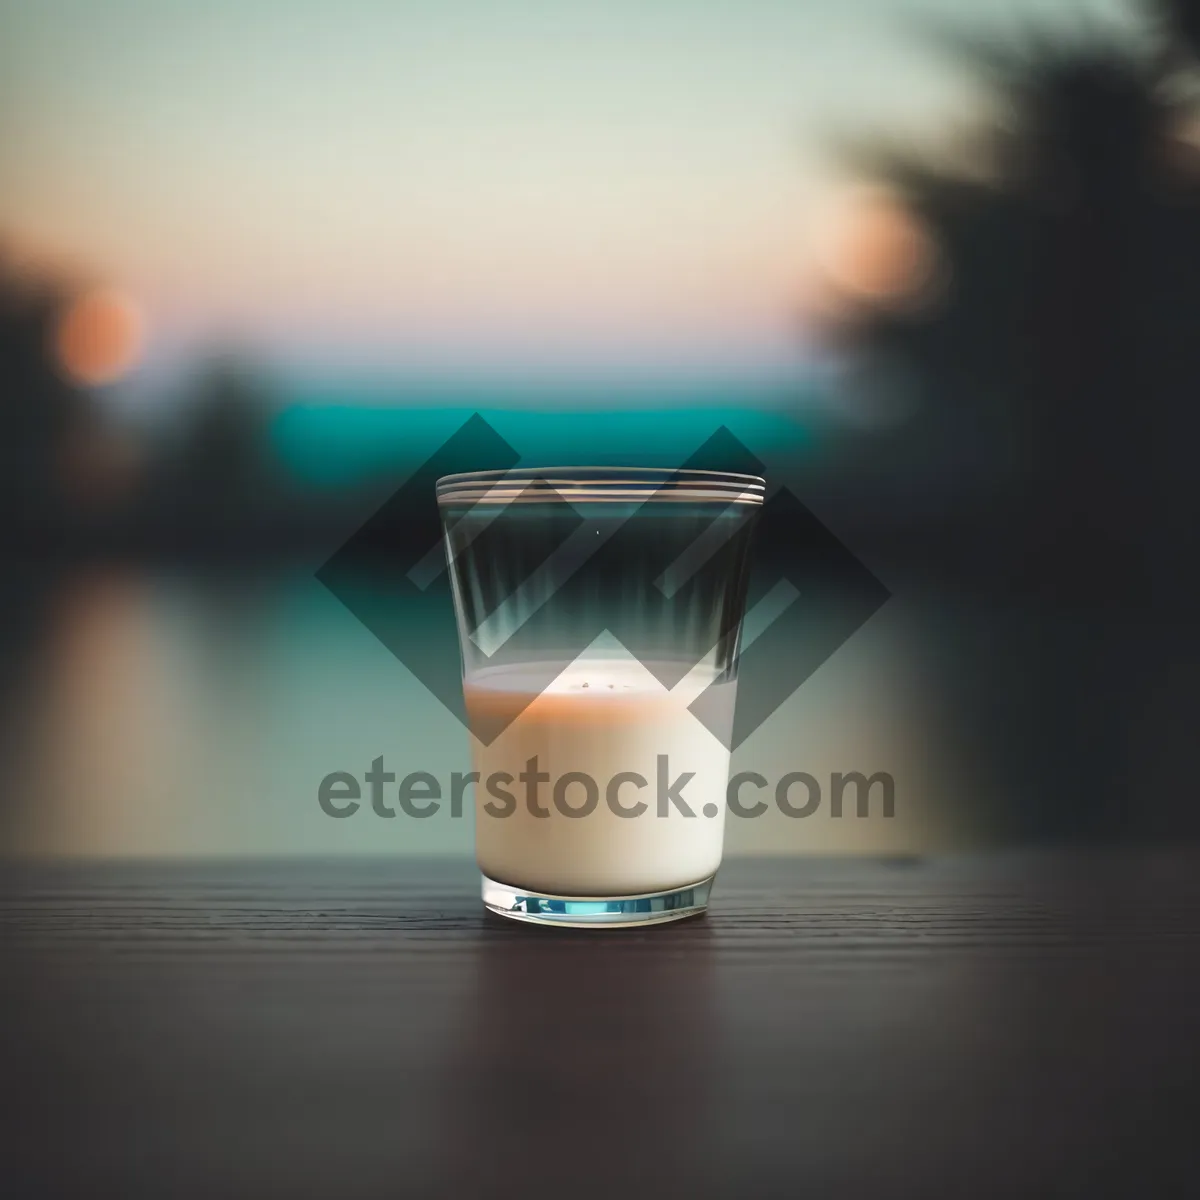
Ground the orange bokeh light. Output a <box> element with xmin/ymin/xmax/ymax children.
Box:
<box><xmin>816</xmin><ymin>186</ymin><xmax>940</xmax><ymax>310</ymax></box>
<box><xmin>53</xmin><ymin>288</ymin><xmax>146</xmax><ymax>386</ymax></box>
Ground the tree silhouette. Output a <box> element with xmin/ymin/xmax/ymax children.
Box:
<box><xmin>840</xmin><ymin>11</ymin><xmax>1200</xmax><ymax>598</ymax></box>
<box><xmin>139</xmin><ymin>351</ymin><xmax>282</xmax><ymax>553</ymax></box>
<box><xmin>833</xmin><ymin>6</ymin><xmax>1200</xmax><ymax>839</ymax></box>
<box><xmin>0</xmin><ymin>251</ymin><xmax>93</xmax><ymax>543</ymax></box>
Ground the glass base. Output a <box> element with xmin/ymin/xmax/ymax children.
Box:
<box><xmin>481</xmin><ymin>874</ymin><xmax>713</xmax><ymax>929</ymax></box>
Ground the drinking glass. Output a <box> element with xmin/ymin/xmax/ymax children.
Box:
<box><xmin>437</xmin><ymin>467</ymin><xmax>761</xmax><ymax>927</ymax></box>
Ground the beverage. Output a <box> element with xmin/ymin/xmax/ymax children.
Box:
<box><xmin>438</xmin><ymin>465</ymin><xmax>761</xmax><ymax>925</ymax></box>
<box><xmin>465</xmin><ymin>657</ymin><xmax>735</xmax><ymax>896</ymax></box>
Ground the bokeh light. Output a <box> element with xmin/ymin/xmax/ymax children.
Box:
<box><xmin>53</xmin><ymin>288</ymin><xmax>146</xmax><ymax>386</ymax></box>
<box><xmin>815</xmin><ymin>185</ymin><xmax>942</xmax><ymax>311</ymax></box>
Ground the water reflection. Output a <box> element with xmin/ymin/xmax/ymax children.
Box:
<box><xmin>0</xmin><ymin>570</ymin><xmax>968</xmax><ymax>858</ymax></box>
<box><xmin>18</xmin><ymin>557</ymin><xmax>1194</xmax><ymax>860</ymax></box>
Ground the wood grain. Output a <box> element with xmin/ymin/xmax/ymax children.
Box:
<box><xmin>2</xmin><ymin>853</ymin><xmax>1198</xmax><ymax>1198</ymax></box>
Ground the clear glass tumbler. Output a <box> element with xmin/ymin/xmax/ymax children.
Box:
<box><xmin>437</xmin><ymin>466</ymin><xmax>762</xmax><ymax>927</ymax></box>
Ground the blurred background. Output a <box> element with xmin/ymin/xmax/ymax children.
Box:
<box><xmin>2</xmin><ymin>0</ymin><xmax>1198</xmax><ymax>857</ymax></box>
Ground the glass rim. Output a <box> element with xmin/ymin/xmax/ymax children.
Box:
<box><xmin>436</xmin><ymin>466</ymin><xmax>765</xmax><ymax>507</ymax></box>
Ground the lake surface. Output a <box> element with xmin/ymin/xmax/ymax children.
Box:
<box><xmin>0</xmin><ymin>568</ymin><xmax>974</xmax><ymax>858</ymax></box>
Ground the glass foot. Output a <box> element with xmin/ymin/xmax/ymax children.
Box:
<box><xmin>481</xmin><ymin>874</ymin><xmax>713</xmax><ymax>928</ymax></box>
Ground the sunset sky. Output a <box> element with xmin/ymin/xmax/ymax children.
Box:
<box><xmin>0</xmin><ymin>0</ymin><xmax>1137</xmax><ymax>379</ymax></box>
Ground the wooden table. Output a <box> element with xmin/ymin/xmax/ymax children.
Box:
<box><xmin>2</xmin><ymin>853</ymin><xmax>1197</xmax><ymax>1197</ymax></box>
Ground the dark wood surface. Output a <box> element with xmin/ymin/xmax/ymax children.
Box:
<box><xmin>2</xmin><ymin>853</ymin><xmax>1198</xmax><ymax>1198</ymax></box>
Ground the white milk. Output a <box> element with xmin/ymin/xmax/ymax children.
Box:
<box><xmin>464</xmin><ymin>657</ymin><xmax>735</xmax><ymax>896</ymax></box>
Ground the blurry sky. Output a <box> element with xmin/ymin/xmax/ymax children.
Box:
<box><xmin>0</xmin><ymin>0</ymin><xmax>1138</xmax><ymax>378</ymax></box>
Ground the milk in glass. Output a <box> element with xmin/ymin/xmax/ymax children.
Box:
<box><xmin>465</xmin><ymin>656</ymin><xmax>734</xmax><ymax>895</ymax></box>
